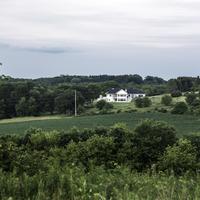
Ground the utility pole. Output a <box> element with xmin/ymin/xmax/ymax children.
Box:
<box><xmin>75</xmin><ymin>90</ymin><xmax>77</xmax><ymax>117</ymax></box>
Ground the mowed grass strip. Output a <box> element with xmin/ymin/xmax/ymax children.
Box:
<box><xmin>0</xmin><ymin>115</ymin><xmax>65</xmax><ymax>124</ymax></box>
<box><xmin>0</xmin><ymin>112</ymin><xmax>200</xmax><ymax>136</ymax></box>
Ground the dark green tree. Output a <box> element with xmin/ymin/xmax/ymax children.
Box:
<box><xmin>158</xmin><ymin>139</ymin><xmax>197</xmax><ymax>175</ymax></box>
<box><xmin>130</xmin><ymin>120</ymin><xmax>177</xmax><ymax>170</ymax></box>
<box><xmin>15</xmin><ymin>97</ymin><xmax>29</xmax><ymax>116</ymax></box>
<box><xmin>96</xmin><ymin>100</ymin><xmax>107</xmax><ymax>110</ymax></box>
<box><xmin>186</xmin><ymin>93</ymin><xmax>197</xmax><ymax>105</ymax></box>
<box><xmin>55</xmin><ymin>89</ymin><xmax>85</xmax><ymax>115</ymax></box>
<box><xmin>171</xmin><ymin>102</ymin><xmax>188</xmax><ymax>114</ymax></box>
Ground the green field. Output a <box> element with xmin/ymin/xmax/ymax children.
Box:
<box><xmin>110</xmin><ymin>95</ymin><xmax>186</xmax><ymax>112</ymax></box>
<box><xmin>0</xmin><ymin>112</ymin><xmax>200</xmax><ymax>136</ymax></box>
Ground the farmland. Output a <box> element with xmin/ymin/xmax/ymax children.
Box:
<box><xmin>0</xmin><ymin>94</ymin><xmax>190</xmax><ymax>135</ymax></box>
<box><xmin>0</xmin><ymin>76</ymin><xmax>200</xmax><ymax>200</ymax></box>
<box><xmin>0</xmin><ymin>112</ymin><xmax>200</xmax><ymax>136</ymax></box>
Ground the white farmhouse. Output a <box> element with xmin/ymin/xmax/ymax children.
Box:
<box><xmin>97</xmin><ymin>88</ymin><xmax>146</xmax><ymax>103</ymax></box>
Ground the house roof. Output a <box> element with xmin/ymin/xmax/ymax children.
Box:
<box><xmin>106</xmin><ymin>88</ymin><xmax>121</xmax><ymax>94</ymax></box>
<box><xmin>106</xmin><ymin>88</ymin><xmax>145</xmax><ymax>94</ymax></box>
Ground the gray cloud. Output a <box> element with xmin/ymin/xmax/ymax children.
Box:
<box><xmin>0</xmin><ymin>0</ymin><xmax>200</xmax><ymax>78</ymax></box>
<box><xmin>0</xmin><ymin>0</ymin><xmax>200</xmax><ymax>49</ymax></box>
<box><xmin>23</xmin><ymin>47</ymin><xmax>80</xmax><ymax>54</ymax></box>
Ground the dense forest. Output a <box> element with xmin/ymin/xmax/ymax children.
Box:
<box><xmin>0</xmin><ymin>74</ymin><xmax>200</xmax><ymax>119</ymax></box>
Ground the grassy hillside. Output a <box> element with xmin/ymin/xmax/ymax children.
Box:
<box><xmin>0</xmin><ymin>112</ymin><xmax>199</xmax><ymax>136</ymax></box>
<box><xmin>89</xmin><ymin>95</ymin><xmax>186</xmax><ymax>114</ymax></box>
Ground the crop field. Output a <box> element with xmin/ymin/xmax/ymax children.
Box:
<box><xmin>0</xmin><ymin>112</ymin><xmax>200</xmax><ymax>136</ymax></box>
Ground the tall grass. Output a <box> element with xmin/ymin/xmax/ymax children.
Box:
<box><xmin>1</xmin><ymin>166</ymin><xmax>200</xmax><ymax>200</ymax></box>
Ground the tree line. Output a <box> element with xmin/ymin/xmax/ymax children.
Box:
<box><xmin>0</xmin><ymin>75</ymin><xmax>200</xmax><ymax>119</ymax></box>
<box><xmin>0</xmin><ymin>81</ymin><xmax>102</xmax><ymax>119</ymax></box>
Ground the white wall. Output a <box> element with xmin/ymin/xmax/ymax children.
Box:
<box><xmin>97</xmin><ymin>90</ymin><xmax>146</xmax><ymax>102</ymax></box>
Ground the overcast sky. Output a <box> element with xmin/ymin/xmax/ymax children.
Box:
<box><xmin>0</xmin><ymin>0</ymin><xmax>200</xmax><ymax>79</ymax></box>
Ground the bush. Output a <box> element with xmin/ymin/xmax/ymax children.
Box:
<box><xmin>66</xmin><ymin>135</ymin><xmax>115</xmax><ymax>168</ymax></box>
<box><xmin>186</xmin><ymin>93</ymin><xmax>197</xmax><ymax>105</ymax></box>
<box><xmin>191</xmin><ymin>99</ymin><xmax>200</xmax><ymax>107</ymax></box>
<box><xmin>191</xmin><ymin>107</ymin><xmax>200</xmax><ymax>116</ymax></box>
<box><xmin>130</xmin><ymin>120</ymin><xmax>177</xmax><ymax>170</ymax></box>
<box><xmin>161</xmin><ymin>95</ymin><xmax>172</xmax><ymax>106</ymax></box>
<box><xmin>109</xmin><ymin>123</ymin><xmax>132</xmax><ymax>149</ymax></box>
<box><xmin>156</xmin><ymin>108</ymin><xmax>168</xmax><ymax>113</ymax></box>
<box><xmin>171</xmin><ymin>90</ymin><xmax>182</xmax><ymax>97</ymax></box>
<box><xmin>158</xmin><ymin>139</ymin><xmax>198</xmax><ymax>175</ymax></box>
<box><xmin>96</xmin><ymin>100</ymin><xmax>113</xmax><ymax>111</ymax></box>
<box><xmin>134</xmin><ymin>97</ymin><xmax>152</xmax><ymax>108</ymax></box>
<box><xmin>134</xmin><ymin>98</ymin><xmax>143</xmax><ymax>108</ymax></box>
<box><xmin>171</xmin><ymin>102</ymin><xmax>188</xmax><ymax>114</ymax></box>
<box><xmin>185</xmin><ymin>133</ymin><xmax>200</xmax><ymax>160</ymax></box>
<box><xmin>104</xmin><ymin>102</ymin><xmax>114</xmax><ymax>110</ymax></box>
<box><xmin>116</xmin><ymin>109</ymin><xmax>121</xmax><ymax>113</ymax></box>
<box><xmin>96</xmin><ymin>100</ymin><xmax>107</xmax><ymax>110</ymax></box>
<box><xmin>143</xmin><ymin>97</ymin><xmax>152</xmax><ymax>107</ymax></box>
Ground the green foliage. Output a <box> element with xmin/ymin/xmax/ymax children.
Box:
<box><xmin>191</xmin><ymin>99</ymin><xmax>200</xmax><ymax>107</ymax></box>
<box><xmin>171</xmin><ymin>102</ymin><xmax>188</xmax><ymax>115</ymax></box>
<box><xmin>1</xmin><ymin>166</ymin><xmax>200</xmax><ymax>200</ymax></box>
<box><xmin>186</xmin><ymin>92</ymin><xmax>197</xmax><ymax>105</ymax></box>
<box><xmin>15</xmin><ymin>97</ymin><xmax>29</xmax><ymax>116</ymax></box>
<box><xmin>134</xmin><ymin>97</ymin><xmax>152</xmax><ymax>108</ymax></box>
<box><xmin>55</xmin><ymin>89</ymin><xmax>85</xmax><ymax>114</ymax></box>
<box><xmin>104</xmin><ymin>102</ymin><xmax>114</xmax><ymax>110</ymax></box>
<box><xmin>171</xmin><ymin>90</ymin><xmax>182</xmax><ymax>97</ymax></box>
<box><xmin>134</xmin><ymin>98</ymin><xmax>143</xmax><ymax>108</ymax></box>
<box><xmin>28</xmin><ymin>97</ymin><xmax>38</xmax><ymax>116</ymax></box>
<box><xmin>96</xmin><ymin>100</ymin><xmax>113</xmax><ymax>111</ymax></box>
<box><xmin>71</xmin><ymin>77</ymin><xmax>81</xmax><ymax>84</ymax></box>
<box><xmin>158</xmin><ymin>139</ymin><xmax>198</xmax><ymax>175</ymax></box>
<box><xmin>0</xmin><ymin>99</ymin><xmax>6</xmax><ymax>119</ymax></box>
<box><xmin>1</xmin><ymin>75</ymin><xmax>200</xmax><ymax>119</ymax></box>
<box><xmin>66</xmin><ymin>135</ymin><xmax>115</xmax><ymax>168</ymax></box>
<box><xmin>1</xmin><ymin>120</ymin><xmax>200</xmax><ymax>199</ymax></box>
<box><xmin>143</xmin><ymin>97</ymin><xmax>152</xmax><ymax>107</ymax></box>
<box><xmin>155</xmin><ymin>107</ymin><xmax>168</xmax><ymax>113</ymax></box>
<box><xmin>96</xmin><ymin>100</ymin><xmax>107</xmax><ymax>110</ymax></box>
<box><xmin>130</xmin><ymin>120</ymin><xmax>177</xmax><ymax>170</ymax></box>
<box><xmin>161</xmin><ymin>95</ymin><xmax>172</xmax><ymax>106</ymax></box>
<box><xmin>109</xmin><ymin>123</ymin><xmax>131</xmax><ymax>147</ymax></box>
<box><xmin>185</xmin><ymin>133</ymin><xmax>200</xmax><ymax>160</ymax></box>
<box><xmin>168</xmin><ymin>77</ymin><xmax>194</xmax><ymax>92</ymax></box>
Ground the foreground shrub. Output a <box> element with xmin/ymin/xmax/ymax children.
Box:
<box><xmin>66</xmin><ymin>135</ymin><xmax>115</xmax><ymax>168</ymax></box>
<box><xmin>171</xmin><ymin>102</ymin><xmax>188</xmax><ymax>114</ymax></box>
<box><xmin>109</xmin><ymin>123</ymin><xmax>132</xmax><ymax>149</ymax></box>
<box><xmin>158</xmin><ymin>139</ymin><xmax>198</xmax><ymax>175</ymax></box>
<box><xmin>185</xmin><ymin>133</ymin><xmax>200</xmax><ymax>160</ymax></box>
<box><xmin>130</xmin><ymin>120</ymin><xmax>177</xmax><ymax>170</ymax></box>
